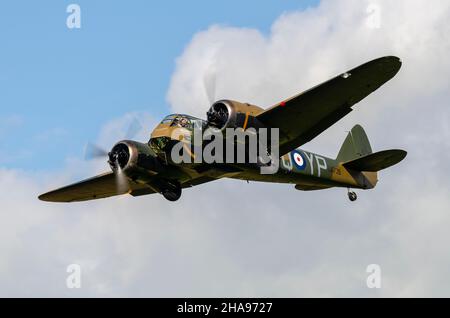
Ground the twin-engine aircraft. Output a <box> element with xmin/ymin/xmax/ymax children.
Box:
<box><xmin>39</xmin><ymin>56</ymin><xmax>407</xmax><ymax>203</ymax></box>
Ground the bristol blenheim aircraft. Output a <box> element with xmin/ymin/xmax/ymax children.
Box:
<box><xmin>39</xmin><ymin>56</ymin><xmax>406</xmax><ymax>203</ymax></box>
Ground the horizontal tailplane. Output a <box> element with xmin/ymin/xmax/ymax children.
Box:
<box><xmin>343</xmin><ymin>150</ymin><xmax>407</xmax><ymax>172</ymax></box>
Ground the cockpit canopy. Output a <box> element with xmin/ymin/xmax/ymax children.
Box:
<box><xmin>160</xmin><ymin>114</ymin><xmax>205</xmax><ymax>130</ymax></box>
<box><xmin>149</xmin><ymin>114</ymin><xmax>206</xmax><ymax>156</ymax></box>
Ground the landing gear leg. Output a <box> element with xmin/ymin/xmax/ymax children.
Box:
<box><xmin>348</xmin><ymin>190</ymin><xmax>358</xmax><ymax>202</ymax></box>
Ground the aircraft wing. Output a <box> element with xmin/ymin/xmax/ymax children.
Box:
<box><xmin>257</xmin><ymin>56</ymin><xmax>402</xmax><ymax>155</ymax></box>
<box><xmin>38</xmin><ymin>172</ymin><xmax>218</xmax><ymax>203</ymax></box>
<box><xmin>38</xmin><ymin>172</ymin><xmax>155</xmax><ymax>203</ymax></box>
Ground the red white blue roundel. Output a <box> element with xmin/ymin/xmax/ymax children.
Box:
<box><xmin>291</xmin><ymin>151</ymin><xmax>307</xmax><ymax>171</ymax></box>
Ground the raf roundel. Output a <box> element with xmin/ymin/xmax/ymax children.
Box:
<box><xmin>292</xmin><ymin>151</ymin><xmax>307</xmax><ymax>171</ymax></box>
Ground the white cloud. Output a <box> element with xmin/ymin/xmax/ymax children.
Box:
<box><xmin>1</xmin><ymin>0</ymin><xmax>450</xmax><ymax>297</ymax></box>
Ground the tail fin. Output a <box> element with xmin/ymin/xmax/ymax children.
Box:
<box><xmin>337</xmin><ymin>125</ymin><xmax>407</xmax><ymax>173</ymax></box>
<box><xmin>336</xmin><ymin>125</ymin><xmax>373</xmax><ymax>163</ymax></box>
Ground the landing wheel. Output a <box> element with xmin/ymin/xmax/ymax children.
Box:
<box><xmin>348</xmin><ymin>191</ymin><xmax>358</xmax><ymax>202</ymax></box>
<box><xmin>162</xmin><ymin>182</ymin><xmax>182</xmax><ymax>202</ymax></box>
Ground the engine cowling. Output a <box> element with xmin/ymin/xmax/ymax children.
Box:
<box><xmin>206</xmin><ymin>100</ymin><xmax>265</xmax><ymax>130</ymax></box>
<box><xmin>108</xmin><ymin>140</ymin><xmax>162</xmax><ymax>182</ymax></box>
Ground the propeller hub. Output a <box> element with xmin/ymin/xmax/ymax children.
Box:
<box><xmin>207</xmin><ymin>101</ymin><xmax>230</xmax><ymax>129</ymax></box>
<box><xmin>108</xmin><ymin>143</ymin><xmax>131</xmax><ymax>170</ymax></box>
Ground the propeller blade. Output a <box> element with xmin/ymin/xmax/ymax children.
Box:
<box><xmin>204</xmin><ymin>67</ymin><xmax>217</xmax><ymax>105</ymax></box>
<box><xmin>124</xmin><ymin>117</ymin><xmax>143</xmax><ymax>140</ymax></box>
<box><xmin>85</xmin><ymin>143</ymin><xmax>108</xmax><ymax>160</ymax></box>
<box><xmin>115</xmin><ymin>165</ymin><xmax>130</xmax><ymax>194</ymax></box>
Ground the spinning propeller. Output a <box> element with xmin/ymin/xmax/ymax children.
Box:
<box><xmin>84</xmin><ymin>117</ymin><xmax>143</xmax><ymax>193</ymax></box>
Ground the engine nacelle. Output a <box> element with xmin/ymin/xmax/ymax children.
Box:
<box><xmin>206</xmin><ymin>100</ymin><xmax>265</xmax><ymax>130</ymax></box>
<box><xmin>108</xmin><ymin>140</ymin><xmax>163</xmax><ymax>182</ymax></box>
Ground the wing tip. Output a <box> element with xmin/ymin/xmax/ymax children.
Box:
<box><xmin>38</xmin><ymin>192</ymin><xmax>64</xmax><ymax>203</ymax></box>
<box><xmin>38</xmin><ymin>193</ymin><xmax>50</xmax><ymax>202</ymax></box>
<box><xmin>379</xmin><ymin>55</ymin><xmax>402</xmax><ymax>75</ymax></box>
<box><xmin>38</xmin><ymin>189</ymin><xmax>76</xmax><ymax>203</ymax></box>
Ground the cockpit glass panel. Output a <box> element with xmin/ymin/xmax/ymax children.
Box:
<box><xmin>161</xmin><ymin>115</ymin><xmax>176</xmax><ymax>125</ymax></box>
<box><xmin>159</xmin><ymin>114</ymin><xmax>204</xmax><ymax>130</ymax></box>
<box><xmin>170</xmin><ymin>116</ymin><xmax>192</xmax><ymax>129</ymax></box>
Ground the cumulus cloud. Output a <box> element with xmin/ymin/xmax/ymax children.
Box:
<box><xmin>1</xmin><ymin>0</ymin><xmax>450</xmax><ymax>297</ymax></box>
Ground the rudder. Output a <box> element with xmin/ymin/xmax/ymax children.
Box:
<box><xmin>336</xmin><ymin>125</ymin><xmax>373</xmax><ymax>162</ymax></box>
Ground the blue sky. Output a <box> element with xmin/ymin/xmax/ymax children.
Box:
<box><xmin>0</xmin><ymin>0</ymin><xmax>318</xmax><ymax>171</ymax></box>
